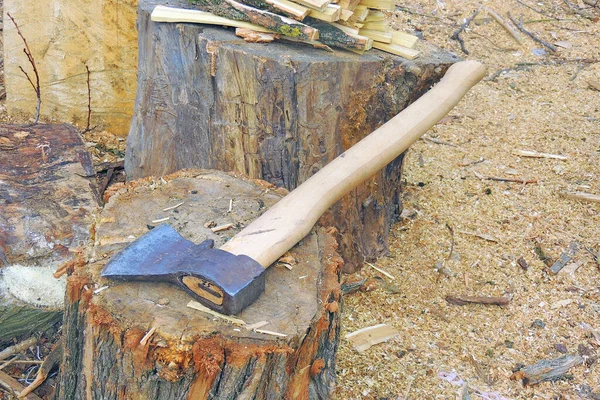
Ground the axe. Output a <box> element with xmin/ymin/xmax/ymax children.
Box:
<box><xmin>102</xmin><ymin>60</ymin><xmax>486</xmax><ymax>314</ymax></box>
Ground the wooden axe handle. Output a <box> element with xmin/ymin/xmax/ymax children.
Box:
<box><xmin>220</xmin><ymin>60</ymin><xmax>487</xmax><ymax>267</ymax></box>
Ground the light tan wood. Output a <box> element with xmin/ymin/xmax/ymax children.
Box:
<box><xmin>151</xmin><ymin>5</ymin><xmax>273</xmax><ymax>33</ymax></box>
<box><xmin>560</xmin><ymin>191</ymin><xmax>600</xmax><ymax>204</ymax></box>
<box><xmin>373</xmin><ymin>41</ymin><xmax>420</xmax><ymax>59</ymax></box>
<box><xmin>364</xmin><ymin>10</ymin><xmax>385</xmax><ymax>21</ymax></box>
<box><xmin>265</xmin><ymin>0</ymin><xmax>311</xmax><ymax>19</ymax></box>
<box><xmin>352</xmin><ymin>4</ymin><xmax>370</xmax><ymax>21</ymax></box>
<box><xmin>309</xmin><ymin>4</ymin><xmax>341</xmax><ymax>21</ymax></box>
<box><xmin>358</xmin><ymin>0</ymin><xmax>394</xmax><ymax>10</ymax></box>
<box><xmin>220</xmin><ymin>61</ymin><xmax>487</xmax><ymax>267</ymax></box>
<box><xmin>392</xmin><ymin>31</ymin><xmax>419</xmax><ymax>49</ymax></box>
<box><xmin>361</xmin><ymin>20</ymin><xmax>389</xmax><ymax>31</ymax></box>
<box><xmin>291</xmin><ymin>0</ymin><xmax>331</xmax><ymax>11</ymax></box>
<box><xmin>359</xmin><ymin>29</ymin><xmax>392</xmax><ymax>43</ymax></box>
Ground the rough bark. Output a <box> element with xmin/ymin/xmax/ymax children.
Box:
<box><xmin>127</xmin><ymin>0</ymin><xmax>459</xmax><ymax>271</ymax></box>
<box><xmin>0</xmin><ymin>124</ymin><xmax>98</xmax><ymax>345</ymax></box>
<box><xmin>55</xmin><ymin>170</ymin><xmax>343</xmax><ymax>399</ymax></box>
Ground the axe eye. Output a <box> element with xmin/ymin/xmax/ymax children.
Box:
<box><xmin>181</xmin><ymin>276</ymin><xmax>224</xmax><ymax>305</ymax></box>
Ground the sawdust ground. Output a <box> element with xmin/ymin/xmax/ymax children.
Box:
<box><xmin>1</xmin><ymin>1</ymin><xmax>599</xmax><ymax>399</ymax></box>
<box><xmin>335</xmin><ymin>1</ymin><xmax>600</xmax><ymax>399</ymax></box>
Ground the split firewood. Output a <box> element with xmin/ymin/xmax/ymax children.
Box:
<box><xmin>345</xmin><ymin>323</ymin><xmax>399</xmax><ymax>352</ymax></box>
<box><xmin>18</xmin><ymin>338</ymin><xmax>63</xmax><ymax>399</ymax></box>
<box><xmin>240</xmin><ymin>0</ymin><xmax>311</xmax><ymax>20</ymax></box>
<box><xmin>550</xmin><ymin>241</ymin><xmax>578</xmax><ymax>274</ymax></box>
<box><xmin>510</xmin><ymin>354</ymin><xmax>584</xmax><ymax>386</ymax></box>
<box><xmin>445</xmin><ymin>294</ymin><xmax>510</xmax><ymax>306</ymax></box>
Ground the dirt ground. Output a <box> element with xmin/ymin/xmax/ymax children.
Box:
<box><xmin>1</xmin><ymin>0</ymin><xmax>599</xmax><ymax>399</ymax></box>
<box><xmin>334</xmin><ymin>1</ymin><xmax>600</xmax><ymax>399</ymax></box>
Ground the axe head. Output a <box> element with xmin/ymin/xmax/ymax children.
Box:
<box><xmin>101</xmin><ymin>224</ymin><xmax>265</xmax><ymax>315</ymax></box>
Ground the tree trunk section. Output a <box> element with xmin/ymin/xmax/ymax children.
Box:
<box><xmin>126</xmin><ymin>0</ymin><xmax>459</xmax><ymax>272</ymax></box>
<box><xmin>55</xmin><ymin>170</ymin><xmax>343</xmax><ymax>399</ymax></box>
<box><xmin>0</xmin><ymin>124</ymin><xmax>98</xmax><ymax>345</ymax></box>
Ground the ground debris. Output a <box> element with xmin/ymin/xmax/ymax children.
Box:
<box><xmin>510</xmin><ymin>354</ymin><xmax>584</xmax><ymax>386</ymax></box>
<box><xmin>345</xmin><ymin>323</ymin><xmax>399</xmax><ymax>352</ymax></box>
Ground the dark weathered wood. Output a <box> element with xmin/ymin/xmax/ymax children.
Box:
<box><xmin>0</xmin><ymin>124</ymin><xmax>98</xmax><ymax>345</ymax></box>
<box><xmin>127</xmin><ymin>0</ymin><xmax>459</xmax><ymax>271</ymax></box>
<box><xmin>55</xmin><ymin>170</ymin><xmax>343</xmax><ymax>399</ymax></box>
<box><xmin>511</xmin><ymin>354</ymin><xmax>584</xmax><ymax>386</ymax></box>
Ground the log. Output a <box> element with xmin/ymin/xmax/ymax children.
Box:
<box><xmin>3</xmin><ymin>0</ymin><xmax>138</xmax><ymax>135</ymax></box>
<box><xmin>0</xmin><ymin>124</ymin><xmax>98</xmax><ymax>346</ymax></box>
<box><xmin>127</xmin><ymin>0</ymin><xmax>459</xmax><ymax>271</ymax></box>
<box><xmin>54</xmin><ymin>170</ymin><xmax>343</xmax><ymax>399</ymax></box>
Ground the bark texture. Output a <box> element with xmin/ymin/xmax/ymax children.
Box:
<box><xmin>127</xmin><ymin>0</ymin><xmax>459</xmax><ymax>271</ymax></box>
<box><xmin>0</xmin><ymin>124</ymin><xmax>98</xmax><ymax>345</ymax></box>
<box><xmin>55</xmin><ymin>170</ymin><xmax>343</xmax><ymax>399</ymax></box>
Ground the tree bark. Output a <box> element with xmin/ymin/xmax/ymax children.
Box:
<box><xmin>127</xmin><ymin>0</ymin><xmax>459</xmax><ymax>271</ymax></box>
<box><xmin>55</xmin><ymin>170</ymin><xmax>343</xmax><ymax>399</ymax></box>
<box><xmin>0</xmin><ymin>124</ymin><xmax>98</xmax><ymax>345</ymax></box>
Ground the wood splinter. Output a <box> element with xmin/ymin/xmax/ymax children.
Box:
<box><xmin>511</xmin><ymin>354</ymin><xmax>583</xmax><ymax>386</ymax></box>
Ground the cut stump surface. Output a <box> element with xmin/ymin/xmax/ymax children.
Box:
<box><xmin>56</xmin><ymin>170</ymin><xmax>343</xmax><ymax>399</ymax></box>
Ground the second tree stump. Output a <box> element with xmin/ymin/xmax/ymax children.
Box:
<box><xmin>126</xmin><ymin>0</ymin><xmax>459</xmax><ymax>271</ymax></box>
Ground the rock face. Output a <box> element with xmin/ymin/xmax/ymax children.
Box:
<box><xmin>55</xmin><ymin>170</ymin><xmax>343</xmax><ymax>400</ymax></box>
<box><xmin>126</xmin><ymin>0</ymin><xmax>459</xmax><ymax>271</ymax></box>
<box><xmin>3</xmin><ymin>0</ymin><xmax>138</xmax><ymax>135</ymax></box>
<box><xmin>0</xmin><ymin>124</ymin><xmax>98</xmax><ymax>345</ymax></box>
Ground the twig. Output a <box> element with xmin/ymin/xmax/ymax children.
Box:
<box><xmin>365</xmin><ymin>262</ymin><xmax>395</xmax><ymax>280</ymax></box>
<box><xmin>0</xmin><ymin>356</ymin><xmax>20</xmax><ymax>371</ymax></box>
<box><xmin>0</xmin><ymin>337</ymin><xmax>37</xmax><ymax>361</ymax></box>
<box><xmin>445</xmin><ymin>223</ymin><xmax>455</xmax><ymax>262</ymax></box>
<box><xmin>18</xmin><ymin>338</ymin><xmax>62</xmax><ymax>399</ymax></box>
<box><xmin>7</xmin><ymin>13</ymin><xmax>41</xmax><ymax>124</ymax></box>
<box><xmin>445</xmin><ymin>294</ymin><xmax>510</xmax><ymax>306</ymax></box>
<box><xmin>513</xmin><ymin>149</ymin><xmax>568</xmax><ymax>160</ymax></box>
<box><xmin>584</xmin><ymin>247</ymin><xmax>599</xmax><ymax>268</ymax></box>
<box><xmin>486</xmin><ymin>176</ymin><xmax>537</xmax><ymax>184</ymax></box>
<box><xmin>515</xmin><ymin>0</ymin><xmax>561</xmax><ymax>20</ymax></box>
<box><xmin>80</xmin><ymin>65</ymin><xmax>96</xmax><ymax>134</ymax></box>
<box><xmin>508</xmin><ymin>12</ymin><xmax>557</xmax><ymax>52</ymax></box>
<box><xmin>563</xmin><ymin>0</ymin><xmax>597</xmax><ymax>20</ymax></box>
<box><xmin>163</xmin><ymin>202</ymin><xmax>185</xmax><ymax>211</ymax></box>
<box><xmin>483</xmin><ymin>6</ymin><xmax>523</xmax><ymax>43</ymax></box>
<box><xmin>254</xmin><ymin>329</ymin><xmax>287</xmax><ymax>337</ymax></box>
<box><xmin>450</xmin><ymin>8</ymin><xmax>481</xmax><ymax>54</ymax></box>
<box><xmin>422</xmin><ymin>136</ymin><xmax>460</xmax><ymax>148</ymax></box>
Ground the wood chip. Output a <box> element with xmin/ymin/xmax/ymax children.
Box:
<box><xmin>560</xmin><ymin>191</ymin><xmax>600</xmax><ymax>204</ymax></box>
<box><xmin>345</xmin><ymin>323</ymin><xmax>400</xmax><ymax>352</ymax></box>
<box><xmin>162</xmin><ymin>201</ymin><xmax>184</xmax><ymax>211</ymax></box>
<box><xmin>139</xmin><ymin>327</ymin><xmax>156</xmax><ymax>346</ymax></box>
<box><xmin>551</xmin><ymin>299</ymin><xmax>574</xmax><ymax>309</ymax></box>
<box><xmin>152</xmin><ymin>217</ymin><xmax>170</xmax><ymax>223</ymax></box>
<box><xmin>445</xmin><ymin>294</ymin><xmax>510</xmax><ymax>306</ymax></box>
<box><xmin>187</xmin><ymin>300</ymin><xmax>246</xmax><ymax>326</ymax></box>
<box><xmin>550</xmin><ymin>241</ymin><xmax>578</xmax><ymax>274</ymax></box>
<box><xmin>211</xmin><ymin>223</ymin><xmax>235</xmax><ymax>232</ymax></box>
<box><xmin>510</xmin><ymin>354</ymin><xmax>584</xmax><ymax>386</ymax></box>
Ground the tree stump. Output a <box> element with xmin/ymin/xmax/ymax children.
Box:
<box><xmin>0</xmin><ymin>124</ymin><xmax>98</xmax><ymax>345</ymax></box>
<box><xmin>55</xmin><ymin>170</ymin><xmax>343</xmax><ymax>399</ymax></box>
<box><xmin>126</xmin><ymin>0</ymin><xmax>459</xmax><ymax>271</ymax></box>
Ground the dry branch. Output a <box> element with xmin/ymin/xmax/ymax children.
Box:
<box><xmin>0</xmin><ymin>337</ymin><xmax>37</xmax><ymax>361</ymax></box>
<box><xmin>0</xmin><ymin>370</ymin><xmax>42</xmax><ymax>400</ymax></box>
<box><xmin>450</xmin><ymin>8</ymin><xmax>481</xmax><ymax>54</ymax></box>
<box><xmin>507</xmin><ymin>12</ymin><xmax>557</xmax><ymax>52</ymax></box>
<box><xmin>482</xmin><ymin>6</ymin><xmax>522</xmax><ymax>43</ymax></box>
<box><xmin>7</xmin><ymin>13</ymin><xmax>41</xmax><ymax>123</ymax></box>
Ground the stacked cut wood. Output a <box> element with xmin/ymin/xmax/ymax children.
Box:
<box><xmin>152</xmin><ymin>0</ymin><xmax>420</xmax><ymax>59</ymax></box>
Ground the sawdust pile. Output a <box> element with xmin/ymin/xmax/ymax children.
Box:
<box><xmin>335</xmin><ymin>1</ymin><xmax>600</xmax><ymax>398</ymax></box>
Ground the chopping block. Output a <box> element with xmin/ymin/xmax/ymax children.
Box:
<box><xmin>55</xmin><ymin>170</ymin><xmax>342</xmax><ymax>400</ymax></box>
<box><xmin>126</xmin><ymin>0</ymin><xmax>460</xmax><ymax>272</ymax></box>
